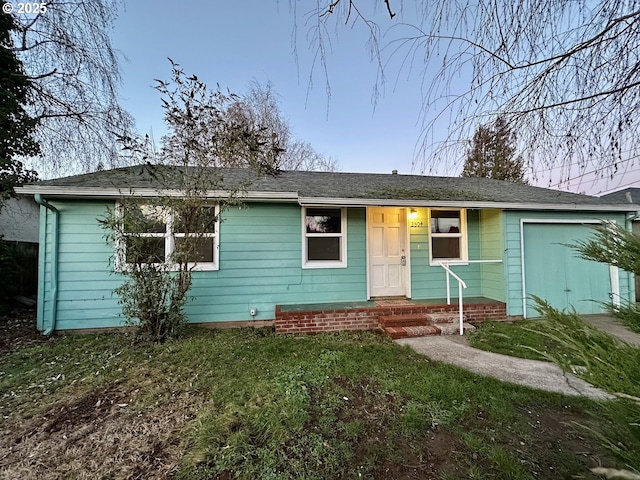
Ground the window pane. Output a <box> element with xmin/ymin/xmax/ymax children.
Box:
<box><xmin>175</xmin><ymin>237</ymin><xmax>215</xmax><ymax>263</ymax></box>
<box><xmin>174</xmin><ymin>206</ymin><xmax>217</xmax><ymax>233</ymax></box>
<box><xmin>306</xmin><ymin>208</ymin><xmax>342</xmax><ymax>234</ymax></box>
<box><xmin>431</xmin><ymin>210</ymin><xmax>460</xmax><ymax>234</ymax></box>
<box><xmin>307</xmin><ymin>237</ymin><xmax>341</xmax><ymax>261</ymax></box>
<box><xmin>124</xmin><ymin>205</ymin><xmax>166</xmax><ymax>233</ymax></box>
<box><xmin>432</xmin><ymin>237</ymin><xmax>461</xmax><ymax>259</ymax></box>
<box><xmin>125</xmin><ymin>237</ymin><xmax>165</xmax><ymax>263</ymax></box>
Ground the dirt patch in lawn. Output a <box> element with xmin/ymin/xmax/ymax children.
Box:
<box><xmin>0</xmin><ymin>382</ymin><xmax>197</xmax><ymax>480</ymax></box>
<box><xmin>516</xmin><ymin>405</ymin><xmax>617</xmax><ymax>478</ymax></box>
<box><xmin>462</xmin><ymin>404</ymin><xmax>618</xmax><ymax>479</ymax></box>
<box><xmin>371</xmin><ymin>429</ymin><xmax>462</xmax><ymax>480</ymax></box>
<box><xmin>0</xmin><ymin>308</ymin><xmax>53</xmax><ymax>357</ymax></box>
<box><xmin>328</xmin><ymin>377</ymin><xmax>464</xmax><ymax>479</ymax></box>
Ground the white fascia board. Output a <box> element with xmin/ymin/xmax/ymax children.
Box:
<box><xmin>14</xmin><ymin>187</ymin><xmax>638</xmax><ymax>212</ymax></box>
<box><xmin>297</xmin><ymin>196</ymin><xmax>638</xmax><ymax>212</ymax></box>
<box><xmin>15</xmin><ymin>186</ymin><xmax>299</xmax><ymax>202</ymax></box>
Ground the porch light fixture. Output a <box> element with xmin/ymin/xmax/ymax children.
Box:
<box><xmin>408</xmin><ymin>208</ymin><xmax>418</xmax><ymax>219</ymax></box>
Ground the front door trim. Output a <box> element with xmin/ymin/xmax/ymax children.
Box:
<box><xmin>366</xmin><ymin>207</ymin><xmax>411</xmax><ymax>299</ymax></box>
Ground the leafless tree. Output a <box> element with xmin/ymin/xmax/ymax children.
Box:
<box><xmin>232</xmin><ymin>81</ymin><xmax>339</xmax><ymax>171</ymax></box>
<box><xmin>11</xmin><ymin>0</ymin><xmax>133</xmax><ymax>177</ymax></box>
<box><xmin>299</xmin><ymin>1</ymin><xmax>640</xmax><ymax>185</ymax></box>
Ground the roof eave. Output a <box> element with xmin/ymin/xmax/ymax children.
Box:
<box><xmin>297</xmin><ymin>196</ymin><xmax>640</xmax><ymax>212</ymax></box>
<box><xmin>14</xmin><ymin>187</ymin><xmax>638</xmax><ymax>212</ymax></box>
<box><xmin>15</xmin><ymin>186</ymin><xmax>299</xmax><ymax>202</ymax></box>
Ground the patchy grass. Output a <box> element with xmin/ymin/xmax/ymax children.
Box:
<box><xmin>468</xmin><ymin>318</ymin><xmax>558</xmax><ymax>361</ymax></box>
<box><xmin>469</xmin><ymin>304</ymin><xmax>640</xmax><ymax>475</ymax></box>
<box><xmin>0</xmin><ymin>312</ymin><xmax>634</xmax><ymax>479</ymax></box>
<box><xmin>469</xmin><ymin>311</ymin><xmax>640</xmax><ymax>398</ymax></box>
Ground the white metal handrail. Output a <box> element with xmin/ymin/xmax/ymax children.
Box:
<box><xmin>440</xmin><ymin>263</ymin><xmax>467</xmax><ymax>335</ymax></box>
<box><xmin>439</xmin><ymin>259</ymin><xmax>503</xmax><ymax>335</ymax></box>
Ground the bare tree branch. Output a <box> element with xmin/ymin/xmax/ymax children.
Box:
<box><xmin>300</xmin><ymin>1</ymin><xmax>640</xmax><ymax>188</ymax></box>
<box><xmin>12</xmin><ymin>0</ymin><xmax>134</xmax><ymax>177</ymax></box>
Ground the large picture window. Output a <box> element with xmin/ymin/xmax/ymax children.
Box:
<box><xmin>119</xmin><ymin>203</ymin><xmax>219</xmax><ymax>270</ymax></box>
<box><xmin>429</xmin><ymin>209</ymin><xmax>467</xmax><ymax>264</ymax></box>
<box><xmin>302</xmin><ymin>207</ymin><xmax>347</xmax><ymax>268</ymax></box>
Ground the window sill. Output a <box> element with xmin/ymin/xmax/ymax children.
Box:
<box><xmin>189</xmin><ymin>263</ymin><xmax>219</xmax><ymax>272</ymax></box>
<box><xmin>116</xmin><ymin>262</ymin><xmax>219</xmax><ymax>273</ymax></box>
<box><xmin>429</xmin><ymin>259</ymin><xmax>469</xmax><ymax>267</ymax></box>
<box><xmin>302</xmin><ymin>261</ymin><xmax>348</xmax><ymax>269</ymax></box>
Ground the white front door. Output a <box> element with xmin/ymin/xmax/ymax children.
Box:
<box><xmin>368</xmin><ymin>207</ymin><xmax>407</xmax><ymax>297</ymax></box>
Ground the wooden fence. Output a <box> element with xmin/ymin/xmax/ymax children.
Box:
<box><xmin>1</xmin><ymin>241</ymin><xmax>38</xmax><ymax>298</ymax></box>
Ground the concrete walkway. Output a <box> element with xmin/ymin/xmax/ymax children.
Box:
<box><xmin>395</xmin><ymin>335</ymin><xmax>614</xmax><ymax>400</ymax></box>
<box><xmin>581</xmin><ymin>314</ymin><xmax>640</xmax><ymax>347</ymax></box>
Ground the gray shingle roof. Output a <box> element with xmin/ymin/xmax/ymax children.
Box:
<box><xmin>600</xmin><ymin>187</ymin><xmax>640</xmax><ymax>204</ymax></box>
<box><xmin>21</xmin><ymin>165</ymin><xmax>639</xmax><ymax>209</ymax></box>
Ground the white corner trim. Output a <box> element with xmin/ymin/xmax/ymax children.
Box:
<box><xmin>609</xmin><ymin>265</ymin><xmax>621</xmax><ymax>307</ymax></box>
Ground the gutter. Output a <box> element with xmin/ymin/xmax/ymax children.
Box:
<box><xmin>34</xmin><ymin>194</ymin><xmax>58</xmax><ymax>335</ymax></box>
<box><xmin>15</xmin><ymin>186</ymin><xmax>299</xmax><ymax>202</ymax></box>
<box><xmin>297</xmin><ymin>197</ymin><xmax>639</xmax><ymax>212</ymax></box>
<box><xmin>15</xmin><ymin>186</ymin><xmax>638</xmax><ymax>212</ymax></box>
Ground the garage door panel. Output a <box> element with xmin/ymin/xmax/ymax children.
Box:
<box><xmin>523</xmin><ymin>223</ymin><xmax>610</xmax><ymax>317</ymax></box>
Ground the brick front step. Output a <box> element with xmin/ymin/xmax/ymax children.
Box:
<box><xmin>379</xmin><ymin>313</ymin><xmax>431</xmax><ymax>328</ymax></box>
<box><xmin>383</xmin><ymin>322</ymin><xmax>476</xmax><ymax>339</ymax></box>
<box><xmin>384</xmin><ymin>325</ymin><xmax>441</xmax><ymax>339</ymax></box>
<box><xmin>426</xmin><ymin>312</ymin><xmax>460</xmax><ymax>324</ymax></box>
<box><xmin>275</xmin><ymin>300</ymin><xmax>506</xmax><ymax>335</ymax></box>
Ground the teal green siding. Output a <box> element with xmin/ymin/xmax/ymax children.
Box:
<box><xmin>503</xmin><ymin>211</ymin><xmax>632</xmax><ymax>317</ymax></box>
<box><xmin>39</xmin><ymin>201</ymin><xmax>367</xmax><ymax>330</ymax></box>
<box><xmin>479</xmin><ymin>209</ymin><xmax>505</xmax><ymax>301</ymax></box>
<box><xmin>186</xmin><ymin>204</ymin><xmax>367</xmax><ymax>323</ymax></box>
<box><xmin>39</xmin><ymin>201</ymin><xmax>120</xmax><ymax>331</ymax></box>
<box><xmin>39</xmin><ymin>199</ymin><xmax>634</xmax><ymax>331</ymax></box>
<box><xmin>409</xmin><ymin>208</ymin><xmax>483</xmax><ymax>300</ymax></box>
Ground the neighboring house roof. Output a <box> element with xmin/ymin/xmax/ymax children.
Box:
<box><xmin>16</xmin><ymin>165</ymin><xmax>639</xmax><ymax>211</ymax></box>
<box><xmin>600</xmin><ymin>187</ymin><xmax>640</xmax><ymax>204</ymax></box>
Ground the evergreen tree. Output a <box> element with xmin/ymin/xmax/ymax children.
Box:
<box><xmin>0</xmin><ymin>12</ymin><xmax>38</xmax><ymax>203</ymax></box>
<box><xmin>461</xmin><ymin>117</ymin><xmax>527</xmax><ymax>184</ymax></box>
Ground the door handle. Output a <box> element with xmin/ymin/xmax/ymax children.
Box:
<box><xmin>401</xmin><ymin>255</ymin><xmax>406</xmax><ymax>266</ymax></box>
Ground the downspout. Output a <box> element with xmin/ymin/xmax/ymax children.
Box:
<box><xmin>627</xmin><ymin>211</ymin><xmax>640</xmax><ymax>304</ymax></box>
<box><xmin>34</xmin><ymin>194</ymin><xmax>59</xmax><ymax>335</ymax></box>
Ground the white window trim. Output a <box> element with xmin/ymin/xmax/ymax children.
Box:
<box><xmin>115</xmin><ymin>202</ymin><xmax>220</xmax><ymax>272</ymax></box>
<box><xmin>428</xmin><ymin>208</ymin><xmax>469</xmax><ymax>266</ymax></box>
<box><xmin>302</xmin><ymin>206</ymin><xmax>348</xmax><ymax>269</ymax></box>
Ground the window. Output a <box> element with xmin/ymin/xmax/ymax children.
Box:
<box><xmin>429</xmin><ymin>209</ymin><xmax>467</xmax><ymax>264</ymax></box>
<box><xmin>302</xmin><ymin>207</ymin><xmax>347</xmax><ymax>268</ymax></box>
<box><xmin>173</xmin><ymin>206</ymin><xmax>218</xmax><ymax>264</ymax></box>
<box><xmin>119</xmin><ymin>203</ymin><xmax>219</xmax><ymax>270</ymax></box>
